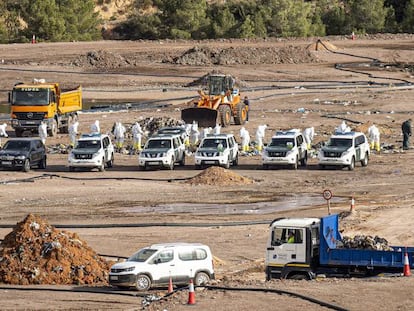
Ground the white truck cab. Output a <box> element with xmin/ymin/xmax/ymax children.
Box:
<box><xmin>195</xmin><ymin>133</ymin><xmax>239</xmax><ymax>169</ymax></box>
<box><xmin>262</xmin><ymin>129</ymin><xmax>307</xmax><ymax>169</ymax></box>
<box><xmin>68</xmin><ymin>133</ymin><xmax>114</xmax><ymax>172</ymax></box>
<box><xmin>138</xmin><ymin>133</ymin><xmax>186</xmax><ymax>170</ymax></box>
<box><xmin>265</xmin><ymin>217</ymin><xmax>320</xmax><ymax>280</ymax></box>
<box><xmin>109</xmin><ymin>242</ymin><xmax>214</xmax><ymax>291</ymax></box>
<box><xmin>318</xmin><ymin>131</ymin><xmax>370</xmax><ymax>170</ymax></box>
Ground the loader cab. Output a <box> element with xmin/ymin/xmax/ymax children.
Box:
<box><xmin>265</xmin><ymin>217</ymin><xmax>320</xmax><ymax>280</ymax></box>
<box><xmin>208</xmin><ymin>75</ymin><xmax>235</xmax><ymax>96</ymax></box>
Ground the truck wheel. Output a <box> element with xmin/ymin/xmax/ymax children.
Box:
<box><xmin>348</xmin><ymin>157</ymin><xmax>355</xmax><ymax>171</ymax></box>
<box><xmin>135</xmin><ymin>274</ymin><xmax>151</xmax><ymax>291</ymax></box>
<box><xmin>107</xmin><ymin>154</ymin><xmax>114</xmax><ymax>168</ymax></box>
<box><xmin>49</xmin><ymin>119</ymin><xmax>58</xmax><ymax>137</ymax></box>
<box><xmin>290</xmin><ymin>273</ymin><xmax>309</xmax><ymax>280</ymax></box>
<box><xmin>219</xmin><ymin>105</ymin><xmax>232</xmax><ymax>127</ymax></box>
<box><xmin>99</xmin><ymin>159</ymin><xmax>105</xmax><ymax>172</ymax></box>
<box><xmin>39</xmin><ymin>156</ymin><xmax>46</xmax><ymax>169</ymax></box>
<box><xmin>23</xmin><ymin>159</ymin><xmax>30</xmax><ymax>172</ymax></box>
<box><xmin>234</xmin><ymin>103</ymin><xmax>248</xmax><ymax>125</ymax></box>
<box><xmin>194</xmin><ymin>272</ymin><xmax>210</xmax><ymax>286</ymax></box>
<box><xmin>361</xmin><ymin>152</ymin><xmax>369</xmax><ymax>167</ymax></box>
<box><xmin>300</xmin><ymin>153</ymin><xmax>307</xmax><ymax>167</ymax></box>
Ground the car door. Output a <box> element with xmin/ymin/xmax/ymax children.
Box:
<box><xmin>31</xmin><ymin>140</ymin><xmax>42</xmax><ymax>164</ymax></box>
<box><xmin>227</xmin><ymin>137</ymin><xmax>234</xmax><ymax>160</ymax></box>
<box><xmin>354</xmin><ymin>136</ymin><xmax>362</xmax><ymax>161</ymax></box>
<box><xmin>150</xmin><ymin>249</ymin><xmax>179</xmax><ymax>284</ymax></box>
<box><xmin>172</xmin><ymin>137</ymin><xmax>180</xmax><ymax>162</ymax></box>
<box><xmin>102</xmin><ymin>137</ymin><xmax>109</xmax><ymax>161</ymax></box>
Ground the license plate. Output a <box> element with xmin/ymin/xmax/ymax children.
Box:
<box><xmin>25</xmin><ymin>121</ymin><xmax>35</xmax><ymax>124</ymax></box>
<box><xmin>204</xmin><ymin>161</ymin><xmax>216</xmax><ymax>164</ymax></box>
<box><xmin>2</xmin><ymin>161</ymin><xmax>12</xmax><ymax>165</ymax></box>
<box><xmin>148</xmin><ymin>162</ymin><xmax>159</xmax><ymax>165</ymax></box>
<box><xmin>110</xmin><ymin>275</ymin><xmax>118</xmax><ymax>281</ymax></box>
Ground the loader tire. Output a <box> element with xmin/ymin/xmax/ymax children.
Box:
<box><xmin>234</xmin><ymin>103</ymin><xmax>248</xmax><ymax>125</ymax></box>
<box><xmin>219</xmin><ymin>105</ymin><xmax>231</xmax><ymax>127</ymax></box>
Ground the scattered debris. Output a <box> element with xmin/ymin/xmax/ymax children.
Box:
<box><xmin>0</xmin><ymin>214</ymin><xmax>112</xmax><ymax>285</ymax></box>
<box><xmin>339</xmin><ymin>235</ymin><xmax>394</xmax><ymax>251</ymax></box>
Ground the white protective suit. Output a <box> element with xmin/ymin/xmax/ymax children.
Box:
<box><xmin>303</xmin><ymin>127</ymin><xmax>315</xmax><ymax>150</ymax></box>
<box><xmin>213</xmin><ymin>124</ymin><xmax>221</xmax><ymax>135</ymax></box>
<box><xmin>0</xmin><ymin>123</ymin><xmax>8</xmax><ymax>147</ymax></box>
<box><xmin>240</xmin><ymin>127</ymin><xmax>250</xmax><ymax>152</ymax></box>
<box><xmin>336</xmin><ymin>121</ymin><xmax>351</xmax><ymax>134</ymax></box>
<box><xmin>184</xmin><ymin>124</ymin><xmax>192</xmax><ymax>147</ymax></box>
<box><xmin>255</xmin><ymin>124</ymin><xmax>267</xmax><ymax>152</ymax></box>
<box><xmin>132</xmin><ymin>122</ymin><xmax>144</xmax><ymax>151</ymax></box>
<box><xmin>68</xmin><ymin>121</ymin><xmax>79</xmax><ymax>147</ymax></box>
<box><xmin>200</xmin><ymin>127</ymin><xmax>212</xmax><ymax>141</ymax></box>
<box><xmin>113</xmin><ymin>122</ymin><xmax>126</xmax><ymax>149</ymax></box>
<box><xmin>38</xmin><ymin>122</ymin><xmax>48</xmax><ymax>145</ymax></box>
<box><xmin>368</xmin><ymin>124</ymin><xmax>380</xmax><ymax>152</ymax></box>
<box><xmin>189</xmin><ymin>122</ymin><xmax>200</xmax><ymax>146</ymax></box>
<box><xmin>91</xmin><ymin>120</ymin><xmax>100</xmax><ymax>134</ymax></box>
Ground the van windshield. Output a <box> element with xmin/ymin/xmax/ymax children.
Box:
<box><xmin>128</xmin><ymin>248</ymin><xmax>157</xmax><ymax>262</ymax></box>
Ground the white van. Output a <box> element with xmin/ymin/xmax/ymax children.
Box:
<box><xmin>109</xmin><ymin>242</ymin><xmax>214</xmax><ymax>291</ymax></box>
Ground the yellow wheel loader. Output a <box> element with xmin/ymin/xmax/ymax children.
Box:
<box><xmin>181</xmin><ymin>74</ymin><xmax>248</xmax><ymax>127</ymax></box>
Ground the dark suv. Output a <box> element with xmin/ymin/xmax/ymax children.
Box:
<box><xmin>0</xmin><ymin>138</ymin><xmax>47</xmax><ymax>172</ymax></box>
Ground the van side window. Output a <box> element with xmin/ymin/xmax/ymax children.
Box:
<box><xmin>152</xmin><ymin>250</ymin><xmax>173</xmax><ymax>264</ymax></box>
<box><xmin>178</xmin><ymin>248</ymin><xmax>207</xmax><ymax>261</ymax></box>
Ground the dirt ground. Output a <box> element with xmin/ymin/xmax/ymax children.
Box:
<box><xmin>1</xmin><ymin>35</ymin><xmax>414</xmax><ymax>310</ymax></box>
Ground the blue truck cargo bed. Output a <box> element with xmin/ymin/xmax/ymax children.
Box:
<box><xmin>319</xmin><ymin>214</ymin><xmax>414</xmax><ymax>269</ymax></box>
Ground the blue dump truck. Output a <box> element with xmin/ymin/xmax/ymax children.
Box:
<box><xmin>265</xmin><ymin>214</ymin><xmax>414</xmax><ymax>280</ymax></box>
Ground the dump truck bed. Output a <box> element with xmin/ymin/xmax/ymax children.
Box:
<box><xmin>320</xmin><ymin>214</ymin><xmax>414</xmax><ymax>269</ymax></box>
<box><xmin>58</xmin><ymin>86</ymin><xmax>82</xmax><ymax>114</ymax></box>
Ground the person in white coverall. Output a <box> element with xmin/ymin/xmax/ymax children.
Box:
<box><xmin>255</xmin><ymin>124</ymin><xmax>267</xmax><ymax>152</ymax></box>
<box><xmin>113</xmin><ymin>122</ymin><xmax>126</xmax><ymax>150</ymax></box>
<box><xmin>0</xmin><ymin>123</ymin><xmax>8</xmax><ymax>147</ymax></box>
<box><xmin>132</xmin><ymin>122</ymin><xmax>144</xmax><ymax>152</ymax></box>
<box><xmin>213</xmin><ymin>123</ymin><xmax>221</xmax><ymax>135</ymax></box>
<box><xmin>68</xmin><ymin>121</ymin><xmax>79</xmax><ymax>147</ymax></box>
<box><xmin>38</xmin><ymin>121</ymin><xmax>47</xmax><ymax>145</ymax></box>
<box><xmin>336</xmin><ymin>121</ymin><xmax>351</xmax><ymax>133</ymax></box>
<box><xmin>368</xmin><ymin>124</ymin><xmax>380</xmax><ymax>152</ymax></box>
<box><xmin>303</xmin><ymin>127</ymin><xmax>315</xmax><ymax>150</ymax></box>
<box><xmin>240</xmin><ymin>127</ymin><xmax>250</xmax><ymax>152</ymax></box>
<box><xmin>200</xmin><ymin>127</ymin><xmax>212</xmax><ymax>141</ymax></box>
<box><xmin>189</xmin><ymin>122</ymin><xmax>200</xmax><ymax>147</ymax></box>
<box><xmin>91</xmin><ymin>120</ymin><xmax>100</xmax><ymax>134</ymax></box>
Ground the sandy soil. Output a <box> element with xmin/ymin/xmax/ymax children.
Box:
<box><xmin>0</xmin><ymin>35</ymin><xmax>414</xmax><ymax>310</ymax></box>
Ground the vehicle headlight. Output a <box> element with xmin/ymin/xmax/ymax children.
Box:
<box><xmin>342</xmin><ymin>149</ymin><xmax>352</xmax><ymax>156</ymax></box>
<box><xmin>286</xmin><ymin>149</ymin><xmax>295</xmax><ymax>156</ymax></box>
<box><xmin>15</xmin><ymin>155</ymin><xmax>26</xmax><ymax>160</ymax></box>
<box><xmin>125</xmin><ymin>266</ymin><xmax>135</xmax><ymax>272</ymax></box>
<box><xmin>92</xmin><ymin>152</ymin><xmax>101</xmax><ymax>159</ymax></box>
<box><xmin>196</xmin><ymin>152</ymin><xmax>201</xmax><ymax>156</ymax></box>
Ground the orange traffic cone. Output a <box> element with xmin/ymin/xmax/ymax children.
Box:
<box><xmin>31</xmin><ymin>34</ymin><xmax>36</xmax><ymax>44</ymax></box>
<box><xmin>403</xmin><ymin>251</ymin><xmax>411</xmax><ymax>277</ymax></box>
<box><xmin>187</xmin><ymin>279</ymin><xmax>196</xmax><ymax>305</ymax></box>
<box><xmin>350</xmin><ymin>197</ymin><xmax>355</xmax><ymax>212</ymax></box>
<box><xmin>168</xmin><ymin>276</ymin><xmax>173</xmax><ymax>293</ymax></box>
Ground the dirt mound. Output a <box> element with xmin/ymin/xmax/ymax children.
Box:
<box><xmin>72</xmin><ymin>50</ymin><xmax>137</xmax><ymax>69</ymax></box>
<box><xmin>186</xmin><ymin>70</ymin><xmax>250</xmax><ymax>88</ymax></box>
<box><xmin>186</xmin><ymin>166</ymin><xmax>253</xmax><ymax>186</ymax></box>
<box><xmin>0</xmin><ymin>214</ymin><xmax>112</xmax><ymax>285</ymax></box>
<box><xmin>307</xmin><ymin>40</ymin><xmax>338</xmax><ymax>51</ymax></box>
<box><xmin>170</xmin><ymin>45</ymin><xmax>319</xmax><ymax>66</ymax></box>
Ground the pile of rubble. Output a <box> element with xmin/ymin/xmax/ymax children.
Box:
<box><xmin>0</xmin><ymin>214</ymin><xmax>112</xmax><ymax>285</ymax></box>
<box><xmin>340</xmin><ymin>235</ymin><xmax>394</xmax><ymax>251</ymax></box>
<box><xmin>186</xmin><ymin>166</ymin><xmax>253</xmax><ymax>186</ymax></box>
<box><xmin>72</xmin><ymin>50</ymin><xmax>137</xmax><ymax>69</ymax></box>
<box><xmin>169</xmin><ymin>45</ymin><xmax>319</xmax><ymax>66</ymax></box>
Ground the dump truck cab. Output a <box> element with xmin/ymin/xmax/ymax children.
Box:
<box><xmin>266</xmin><ymin>217</ymin><xmax>320</xmax><ymax>280</ymax></box>
<box><xmin>9</xmin><ymin>80</ymin><xmax>82</xmax><ymax>137</ymax></box>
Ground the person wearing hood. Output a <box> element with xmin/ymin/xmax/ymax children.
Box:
<box><xmin>68</xmin><ymin>121</ymin><xmax>79</xmax><ymax>147</ymax></box>
<box><xmin>113</xmin><ymin>122</ymin><xmax>126</xmax><ymax>150</ymax></box>
<box><xmin>303</xmin><ymin>127</ymin><xmax>315</xmax><ymax>150</ymax></box>
<box><xmin>38</xmin><ymin>121</ymin><xmax>48</xmax><ymax>145</ymax></box>
<box><xmin>132</xmin><ymin>122</ymin><xmax>144</xmax><ymax>152</ymax></box>
<box><xmin>368</xmin><ymin>124</ymin><xmax>380</xmax><ymax>152</ymax></box>
<box><xmin>240</xmin><ymin>127</ymin><xmax>250</xmax><ymax>153</ymax></box>
<box><xmin>91</xmin><ymin>120</ymin><xmax>100</xmax><ymax>134</ymax></box>
<box><xmin>189</xmin><ymin>121</ymin><xmax>200</xmax><ymax>147</ymax></box>
<box><xmin>0</xmin><ymin>123</ymin><xmax>8</xmax><ymax>147</ymax></box>
<box><xmin>336</xmin><ymin>121</ymin><xmax>351</xmax><ymax>134</ymax></box>
<box><xmin>255</xmin><ymin>124</ymin><xmax>267</xmax><ymax>152</ymax></box>
<box><xmin>213</xmin><ymin>123</ymin><xmax>221</xmax><ymax>135</ymax></box>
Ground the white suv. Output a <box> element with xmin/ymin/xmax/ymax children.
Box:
<box><xmin>318</xmin><ymin>131</ymin><xmax>370</xmax><ymax>170</ymax></box>
<box><xmin>138</xmin><ymin>134</ymin><xmax>185</xmax><ymax>170</ymax></box>
<box><xmin>262</xmin><ymin>129</ymin><xmax>307</xmax><ymax>169</ymax></box>
<box><xmin>68</xmin><ymin>133</ymin><xmax>114</xmax><ymax>172</ymax></box>
<box><xmin>108</xmin><ymin>243</ymin><xmax>215</xmax><ymax>291</ymax></box>
<box><xmin>195</xmin><ymin>133</ymin><xmax>239</xmax><ymax>169</ymax></box>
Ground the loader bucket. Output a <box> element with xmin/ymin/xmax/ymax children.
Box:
<box><xmin>181</xmin><ymin>107</ymin><xmax>218</xmax><ymax>127</ymax></box>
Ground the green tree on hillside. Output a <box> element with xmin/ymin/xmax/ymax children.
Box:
<box><xmin>401</xmin><ymin>0</ymin><xmax>414</xmax><ymax>32</ymax></box>
<box><xmin>347</xmin><ymin>0</ymin><xmax>388</xmax><ymax>34</ymax></box>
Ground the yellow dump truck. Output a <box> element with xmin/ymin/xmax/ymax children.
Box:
<box><xmin>9</xmin><ymin>80</ymin><xmax>82</xmax><ymax>137</ymax></box>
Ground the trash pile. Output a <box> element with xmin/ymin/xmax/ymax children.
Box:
<box><xmin>0</xmin><ymin>214</ymin><xmax>112</xmax><ymax>285</ymax></box>
<box><xmin>340</xmin><ymin>235</ymin><xmax>394</xmax><ymax>251</ymax></box>
<box><xmin>137</xmin><ymin>116</ymin><xmax>183</xmax><ymax>136</ymax></box>
<box><xmin>186</xmin><ymin>166</ymin><xmax>253</xmax><ymax>186</ymax></box>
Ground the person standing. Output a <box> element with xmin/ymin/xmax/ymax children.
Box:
<box><xmin>402</xmin><ymin>119</ymin><xmax>412</xmax><ymax>150</ymax></box>
<box><xmin>243</xmin><ymin>96</ymin><xmax>250</xmax><ymax>122</ymax></box>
